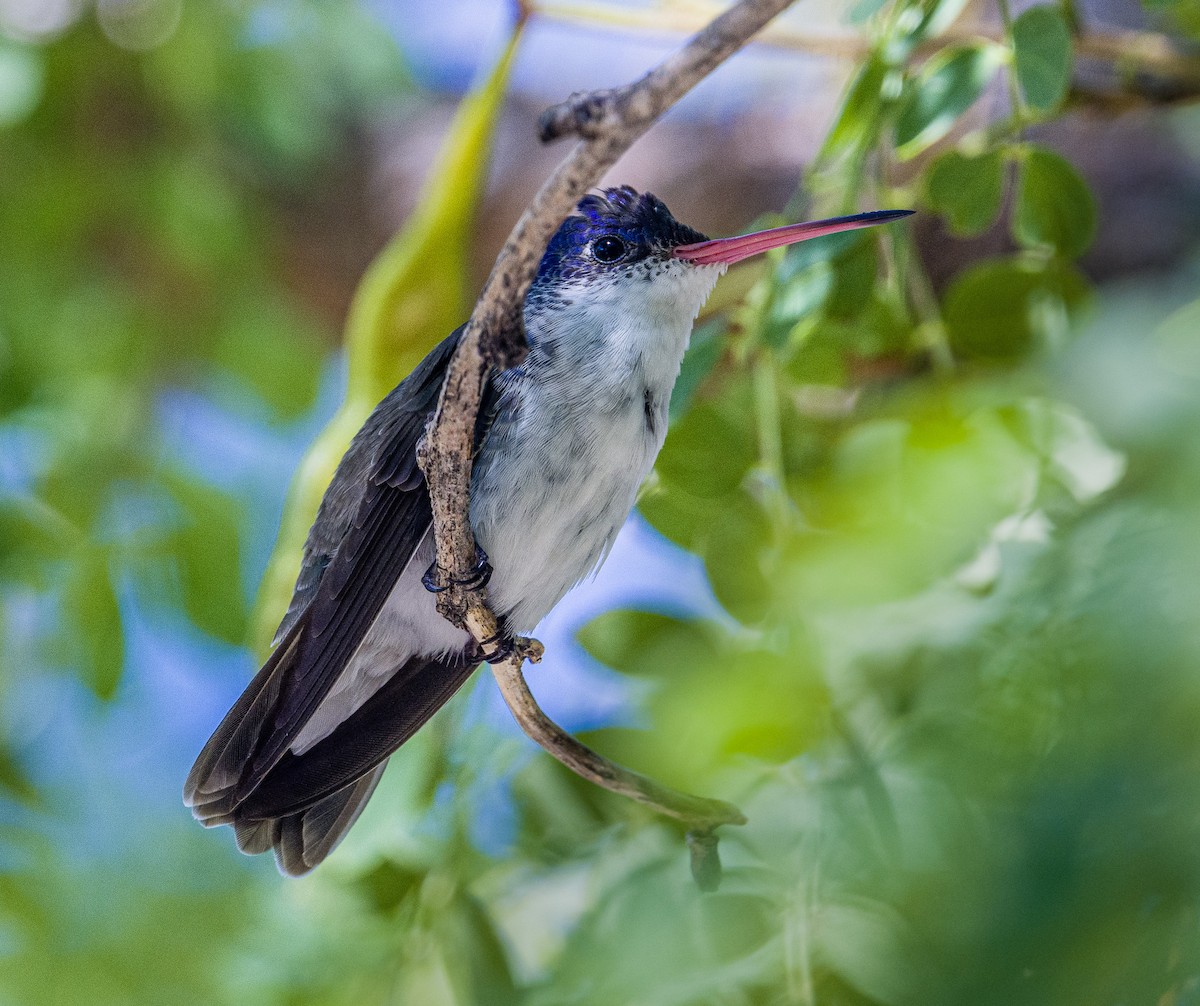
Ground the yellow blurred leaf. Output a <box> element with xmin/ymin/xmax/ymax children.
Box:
<box><xmin>250</xmin><ymin>30</ymin><xmax>523</xmax><ymax>652</ymax></box>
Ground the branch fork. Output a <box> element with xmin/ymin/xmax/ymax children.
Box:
<box><xmin>418</xmin><ymin>0</ymin><xmax>796</xmax><ymax>887</ymax></box>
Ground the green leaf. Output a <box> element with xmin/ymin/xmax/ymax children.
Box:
<box><xmin>451</xmin><ymin>893</ymin><xmax>522</xmax><ymax>1006</ymax></box>
<box><xmin>1013</xmin><ymin>147</ymin><xmax>1097</xmax><ymax>258</ymax></box>
<box><xmin>848</xmin><ymin>0</ymin><xmax>889</xmax><ymax>23</ymax></box>
<box><xmin>577</xmin><ymin>609</ymin><xmax>718</xmax><ymax>677</ymax></box>
<box><xmin>655</xmin><ymin>403</ymin><xmax>756</xmax><ymax>499</ymax></box>
<box><xmin>943</xmin><ymin>256</ymin><xmax>1089</xmax><ymax>360</ymax></box>
<box><xmin>893</xmin><ymin>0</ymin><xmax>974</xmax><ymax>55</ymax></box>
<box><xmin>778</xmin><ymin>226</ymin><xmax>873</xmax><ymax>281</ymax></box>
<box><xmin>703</xmin><ymin>497</ymin><xmax>773</xmax><ymax>624</ymax></box>
<box><xmin>708</xmin><ymin>649</ymin><xmax>830</xmax><ymax>760</ymax></box>
<box><xmin>762</xmin><ymin>262</ymin><xmax>833</xmax><ymax>348</ymax></box>
<box><xmin>785</xmin><ymin>325</ymin><xmax>851</xmax><ymax>387</ymax></box>
<box><xmin>166</xmin><ymin>475</ymin><xmax>248</xmax><ymax>645</ymax></box>
<box><xmin>63</xmin><ymin>548</ymin><xmax>124</xmax><ymax>701</ymax></box>
<box><xmin>0</xmin><ymin>496</ymin><xmax>73</xmax><ymax>587</ymax></box>
<box><xmin>1012</xmin><ymin>5</ymin><xmax>1073</xmax><ymax>112</ymax></box>
<box><xmin>816</xmin><ymin>898</ymin><xmax>923</xmax><ymax>1005</ymax></box>
<box><xmin>0</xmin><ymin>743</ymin><xmax>38</xmax><ymax>806</ymax></box>
<box><xmin>353</xmin><ymin>859</ymin><xmax>424</xmax><ymax>915</ymax></box>
<box><xmin>669</xmin><ymin>320</ymin><xmax>724</xmax><ymax>422</ymax></box>
<box><xmin>215</xmin><ymin>293</ymin><xmax>324</xmax><ymax>419</ymax></box>
<box><xmin>826</xmin><ymin>237</ymin><xmax>880</xmax><ymax>319</ymax></box>
<box><xmin>895</xmin><ymin>45</ymin><xmax>1004</xmax><ymax>159</ymax></box>
<box><xmin>1009</xmin><ymin>398</ymin><xmax>1125</xmax><ymax>503</ymax></box>
<box><xmin>585</xmin><ymin>635</ymin><xmax>830</xmax><ymax>791</ymax></box>
<box><xmin>638</xmin><ymin>480</ymin><xmax>720</xmax><ymax>551</ymax></box>
<box><xmin>820</xmin><ymin>55</ymin><xmax>887</xmax><ymax>163</ymax></box>
<box><xmin>838</xmin><ymin>293</ymin><xmax>914</xmax><ymax>358</ymax></box>
<box><xmin>539</xmin><ymin>858</ymin><xmax>783</xmax><ymax>1004</ymax></box>
<box><xmin>1144</xmin><ymin>0</ymin><xmax>1200</xmax><ymax>39</ymax></box>
<box><xmin>924</xmin><ymin>148</ymin><xmax>1005</xmax><ymax>235</ymax></box>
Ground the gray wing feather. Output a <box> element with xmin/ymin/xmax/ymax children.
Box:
<box><xmin>233</xmin><ymin>651</ymin><xmax>478</xmax><ymax>821</ymax></box>
<box><xmin>222</xmin><ymin>648</ymin><xmax>477</xmax><ymax>875</ymax></box>
<box><xmin>272</xmin><ymin>328</ymin><xmax>466</xmax><ymax>646</ymax></box>
<box><xmin>186</xmin><ymin>330</ymin><xmax>464</xmax><ymax>810</ymax></box>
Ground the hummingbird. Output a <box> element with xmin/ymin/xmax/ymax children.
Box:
<box><xmin>184</xmin><ymin>187</ymin><xmax>911</xmax><ymax>875</ymax></box>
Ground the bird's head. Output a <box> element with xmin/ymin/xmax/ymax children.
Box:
<box><xmin>528</xmin><ymin>186</ymin><xmax>912</xmax><ymax>328</ymax></box>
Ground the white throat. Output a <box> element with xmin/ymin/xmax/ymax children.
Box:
<box><xmin>527</xmin><ymin>259</ymin><xmax>726</xmax><ymax>401</ymax></box>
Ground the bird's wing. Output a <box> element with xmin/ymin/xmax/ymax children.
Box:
<box><xmin>184</xmin><ymin>326</ymin><xmax>492</xmax><ymax>815</ymax></box>
<box><xmin>273</xmin><ymin>328</ymin><xmax>466</xmax><ymax>645</ymax></box>
<box><xmin>195</xmin><ymin>650</ymin><xmax>479</xmax><ymax>876</ymax></box>
<box><xmin>233</xmin><ymin>648</ymin><xmax>479</xmax><ymax>822</ymax></box>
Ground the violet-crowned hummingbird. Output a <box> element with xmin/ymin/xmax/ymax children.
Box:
<box><xmin>184</xmin><ymin>187</ymin><xmax>912</xmax><ymax>875</ymax></box>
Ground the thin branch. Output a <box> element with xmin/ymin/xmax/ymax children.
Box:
<box><xmin>417</xmin><ymin>0</ymin><xmax>795</xmax><ymax>883</ymax></box>
<box><xmin>532</xmin><ymin>0</ymin><xmax>1200</xmax><ymax>109</ymax></box>
<box><xmin>490</xmin><ymin>655</ymin><xmax>747</xmax><ymax>831</ymax></box>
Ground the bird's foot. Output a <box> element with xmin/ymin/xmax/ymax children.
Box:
<box><xmin>423</xmin><ymin>545</ymin><xmax>493</xmax><ymax>594</ymax></box>
<box><xmin>476</xmin><ymin>632</ymin><xmax>543</xmax><ymax>665</ymax></box>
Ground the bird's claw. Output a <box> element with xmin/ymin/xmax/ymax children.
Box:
<box><xmin>477</xmin><ymin>631</ymin><xmax>513</xmax><ymax>663</ymax></box>
<box><xmin>422</xmin><ymin>546</ymin><xmax>493</xmax><ymax>594</ymax></box>
<box><xmin>476</xmin><ymin>633</ymin><xmax>543</xmax><ymax>665</ymax></box>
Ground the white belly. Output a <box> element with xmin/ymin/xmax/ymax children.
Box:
<box><xmin>470</xmin><ymin>380</ymin><xmax>667</xmax><ymax>632</ymax></box>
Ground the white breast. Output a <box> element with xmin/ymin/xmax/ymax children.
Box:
<box><xmin>470</xmin><ymin>261</ymin><xmax>722</xmax><ymax>631</ymax></box>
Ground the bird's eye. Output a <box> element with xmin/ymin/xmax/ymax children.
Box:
<box><xmin>591</xmin><ymin>236</ymin><xmax>627</xmax><ymax>263</ymax></box>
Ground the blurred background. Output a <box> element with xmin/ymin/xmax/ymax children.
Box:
<box><xmin>3</xmin><ymin>0</ymin><xmax>1200</xmax><ymax>1003</ymax></box>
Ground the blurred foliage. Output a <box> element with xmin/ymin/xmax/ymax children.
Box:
<box><xmin>4</xmin><ymin>0</ymin><xmax>1200</xmax><ymax>1004</ymax></box>
<box><xmin>0</xmin><ymin>0</ymin><xmax>413</xmax><ymax>702</ymax></box>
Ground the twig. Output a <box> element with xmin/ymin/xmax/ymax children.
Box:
<box><xmin>417</xmin><ymin>0</ymin><xmax>794</xmax><ymax>884</ymax></box>
<box><xmin>490</xmin><ymin>656</ymin><xmax>747</xmax><ymax>832</ymax></box>
<box><xmin>532</xmin><ymin>0</ymin><xmax>1200</xmax><ymax>109</ymax></box>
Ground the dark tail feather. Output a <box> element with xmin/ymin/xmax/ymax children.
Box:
<box><xmin>187</xmin><ymin>649</ymin><xmax>478</xmax><ymax>874</ymax></box>
<box><xmin>233</xmin><ymin>816</ymin><xmax>278</xmax><ymax>856</ymax></box>
<box><xmin>234</xmin><ymin>651</ymin><xmax>477</xmax><ymax>822</ymax></box>
<box><xmin>183</xmin><ymin>629</ymin><xmax>300</xmax><ymax>818</ymax></box>
<box><xmin>237</xmin><ymin>763</ymin><xmax>386</xmax><ymax>876</ymax></box>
